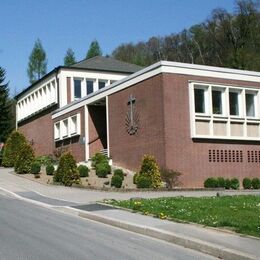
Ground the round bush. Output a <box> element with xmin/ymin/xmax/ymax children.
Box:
<box><xmin>46</xmin><ymin>164</ymin><xmax>55</xmax><ymax>175</ymax></box>
<box><xmin>96</xmin><ymin>163</ymin><xmax>111</xmax><ymax>178</ymax></box>
<box><xmin>217</xmin><ymin>177</ymin><xmax>225</xmax><ymax>188</ymax></box>
<box><xmin>242</xmin><ymin>178</ymin><xmax>252</xmax><ymax>189</ymax></box>
<box><xmin>137</xmin><ymin>176</ymin><xmax>152</xmax><ymax>188</ymax></box>
<box><xmin>54</xmin><ymin>152</ymin><xmax>80</xmax><ymax>186</ymax></box>
<box><xmin>225</xmin><ymin>179</ymin><xmax>231</xmax><ymax>189</ymax></box>
<box><xmin>204</xmin><ymin>177</ymin><xmax>218</xmax><ymax>188</ymax></box>
<box><xmin>78</xmin><ymin>165</ymin><xmax>89</xmax><ymax>177</ymax></box>
<box><xmin>91</xmin><ymin>153</ymin><xmax>108</xmax><ymax>168</ymax></box>
<box><xmin>111</xmin><ymin>175</ymin><xmax>123</xmax><ymax>188</ymax></box>
<box><xmin>31</xmin><ymin>161</ymin><xmax>41</xmax><ymax>175</ymax></box>
<box><xmin>230</xmin><ymin>178</ymin><xmax>240</xmax><ymax>190</ymax></box>
<box><xmin>251</xmin><ymin>178</ymin><xmax>260</xmax><ymax>189</ymax></box>
<box><xmin>114</xmin><ymin>169</ymin><xmax>124</xmax><ymax>180</ymax></box>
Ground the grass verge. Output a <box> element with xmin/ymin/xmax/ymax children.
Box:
<box><xmin>107</xmin><ymin>195</ymin><xmax>260</xmax><ymax>238</ymax></box>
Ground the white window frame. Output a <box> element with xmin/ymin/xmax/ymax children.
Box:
<box><xmin>189</xmin><ymin>81</ymin><xmax>260</xmax><ymax>141</ymax></box>
<box><xmin>54</xmin><ymin>122</ymin><xmax>61</xmax><ymax>140</ymax></box>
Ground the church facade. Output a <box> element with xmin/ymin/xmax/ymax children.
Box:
<box><xmin>16</xmin><ymin>57</ymin><xmax>260</xmax><ymax>187</ymax></box>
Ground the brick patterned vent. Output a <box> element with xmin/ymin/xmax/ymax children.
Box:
<box><xmin>247</xmin><ymin>151</ymin><xmax>260</xmax><ymax>163</ymax></box>
<box><xmin>209</xmin><ymin>150</ymin><xmax>243</xmax><ymax>163</ymax></box>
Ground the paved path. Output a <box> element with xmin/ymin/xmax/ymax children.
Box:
<box><xmin>0</xmin><ymin>168</ymin><xmax>259</xmax><ymax>204</ymax></box>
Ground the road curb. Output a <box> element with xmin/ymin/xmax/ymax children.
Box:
<box><xmin>72</xmin><ymin>208</ymin><xmax>256</xmax><ymax>260</ymax></box>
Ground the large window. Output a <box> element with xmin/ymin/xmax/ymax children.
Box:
<box><xmin>212</xmin><ymin>90</ymin><xmax>223</xmax><ymax>114</ymax></box>
<box><xmin>62</xmin><ymin>119</ymin><xmax>69</xmax><ymax>137</ymax></box>
<box><xmin>229</xmin><ymin>91</ymin><xmax>239</xmax><ymax>116</ymax></box>
<box><xmin>246</xmin><ymin>93</ymin><xmax>255</xmax><ymax>117</ymax></box>
<box><xmin>54</xmin><ymin>122</ymin><xmax>60</xmax><ymax>140</ymax></box>
<box><xmin>74</xmin><ymin>79</ymin><xmax>81</xmax><ymax>99</ymax></box>
<box><xmin>87</xmin><ymin>80</ymin><xmax>94</xmax><ymax>95</ymax></box>
<box><xmin>194</xmin><ymin>88</ymin><xmax>205</xmax><ymax>113</ymax></box>
<box><xmin>70</xmin><ymin>116</ymin><xmax>77</xmax><ymax>134</ymax></box>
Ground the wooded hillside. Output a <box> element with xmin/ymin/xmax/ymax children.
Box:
<box><xmin>112</xmin><ymin>0</ymin><xmax>260</xmax><ymax>71</ymax></box>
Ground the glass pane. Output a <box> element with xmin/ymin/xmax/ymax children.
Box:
<box><xmin>246</xmin><ymin>93</ymin><xmax>255</xmax><ymax>117</ymax></box>
<box><xmin>212</xmin><ymin>90</ymin><xmax>222</xmax><ymax>114</ymax></box>
<box><xmin>229</xmin><ymin>92</ymin><xmax>239</xmax><ymax>116</ymax></box>
<box><xmin>87</xmin><ymin>81</ymin><xmax>94</xmax><ymax>95</ymax></box>
<box><xmin>74</xmin><ymin>80</ymin><xmax>81</xmax><ymax>98</ymax></box>
<box><xmin>194</xmin><ymin>89</ymin><xmax>205</xmax><ymax>113</ymax></box>
<box><xmin>98</xmin><ymin>81</ymin><xmax>106</xmax><ymax>89</ymax></box>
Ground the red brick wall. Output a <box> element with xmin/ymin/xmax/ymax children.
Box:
<box><xmin>108</xmin><ymin>74</ymin><xmax>166</xmax><ymax>171</ymax></box>
<box><xmin>88</xmin><ymin>105</ymin><xmax>107</xmax><ymax>157</ymax></box>
<box><xmin>108</xmin><ymin>72</ymin><xmax>260</xmax><ymax>187</ymax></box>
<box><xmin>18</xmin><ymin>107</ymin><xmax>57</xmax><ymax>156</ymax></box>
<box><xmin>54</xmin><ymin>107</ymin><xmax>85</xmax><ymax>162</ymax></box>
<box><xmin>162</xmin><ymin>73</ymin><xmax>260</xmax><ymax>187</ymax></box>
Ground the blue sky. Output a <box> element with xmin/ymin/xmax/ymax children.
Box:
<box><xmin>0</xmin><ymin>0</ymin><xmax>235</xmax><ymax>95</ymax></box>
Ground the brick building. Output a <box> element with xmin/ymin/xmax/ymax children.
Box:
<box><xmin>16</xmin><ymin>57</ymin><xmax>260</xmax><ymax>187</ymax></box>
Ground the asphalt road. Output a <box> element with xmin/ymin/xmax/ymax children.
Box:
<box><xmin>0</xmin><ymin>194</ymin><xmax>216</xmax><ymax>260</ymax></box>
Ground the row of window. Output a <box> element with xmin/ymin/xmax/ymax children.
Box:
<box><xmin>17</xmin><ymin>80</ymin><xmax>57</xmax><ymax>121</ymax></box>
<box><xmin>73</xmin><ymin>78</ymin><xmax>116</xmax><ymax>100</ymax></box>
<box><xmin>194</xmin><ymin>84</ymin><xmax>258</xmax><ymax>118</ymax></box>
<box><xmin>54</xmin><ymin>113</ymin><xmax>81</xmax><ymax>140</ymax></box>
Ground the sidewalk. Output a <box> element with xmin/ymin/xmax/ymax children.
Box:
<box><xmin>0</xmin><ymin>167</ymin><xmax>260</xmax><ymax>259</ymax></box>
<box><xmin>0</xmin><ymin>167</ymin><xmax>259</xmax><ymax>204</ymax></box>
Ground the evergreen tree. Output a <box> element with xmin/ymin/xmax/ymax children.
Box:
<box><xmin>0</xmin><ymin>67</ymin><xmax>12</xmax><ymax>143</ymax></box>
<box><xmin>86</xmin><ymin>40</ymin><xmax>102</xmax><ymax>59</ymax></box>
<box><xmin>27</xmin><ymin>39</ymin><xmax>47</xmax><ymax>84</ymax></box>
<box><xmin>64</xmin><ymin>48</ymin><xmax>76</xmax><ymax>66</ymax></box>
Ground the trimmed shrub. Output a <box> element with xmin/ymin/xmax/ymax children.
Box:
<box><xmin>111</xmin><ymin>175</ymin><xmax>123</xmax><ymax>188</ymax></box>
<box><xmin>96</xmin><ymin>163</ymin><xmax>111</xmax><ymax>178</ymax></box>
<box><xmin>204</xmin><ymin>177</ymin><xmax>218</xmax><ymax>188</ymax></box>
<box><xmin>230</xmin><ymin>178</ymin><xmax>240</xmax><ymax>190</ymax></box>
<box><xmin>139</xmin><ymin>155</ymin><xmax>161</xmax><ymax>188</ymax></box>
<box><xmin>252</xmin><ymin>178</ymin><xmax>260</xmax><ymax>189</ymax></box>
<box><xmin>46</xmin><ymin>164</ymin><xmax>55</xmax><ymax>175</ymax></box>
<box><xmin>114</xmin><ymin>169</ymin><xmax>124</xmax><ymax>180</ymax></box>
<box><xmin>91</xmin><ymin>153</ymin><xmax>108</xmax><ymax>168</ymax></box>
<box><xmin>217</xmin><ymin>177</ymin><xmax>225</xmax><ymax>188</ymax></box>
<box><xmin>137</xmin><ymin>175</ymin><xmax>152</xmax><ymax>188</ymax></box>
<box><xmin>31</xmin><ymin>161</ymin><xmax>41</xmax><ymax>175</ymax></box>
<box><xmin>2</xmin><ymin>131</ymin><xmax>27</xmax><ymax>167</ymax></box>
<box><xmin>160</xmin><ymin>168</ymin><xmax>182</xmax><ymax>188</ymax></box>
<box><xmin>242</xmin><ymin>178</ymin><xmax>252</xmax><ymax>189</ymax></box>
<box><xmin>225</xmin><ymin>179</ymin><xmax>231</xmax><ymax>189</ymax></box>
<box><xmin>78</xmin><ymin>165</ymin><xmax>89</xmax><ymax>177</ymax></box>
<box><xmin>54</xmin><ymin>152</ymin><xmax>80</xmax><ymax>186</ymax></box>
<box><xmin>133</xmin><ymin>173</ymin><xmax>139</xmax><ymax>184</ymax></box>
<box><xmin>35</xmin><ymin>155</ymin><xmax>54</xmax><ymax>166</ymax></box>
<box><xmin>14</xmin><ymin>143</ymin><xmax>35</xmax><ymax>174</ymax></box>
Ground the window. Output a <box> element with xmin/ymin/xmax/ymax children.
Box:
<box><xmin>74</xmin><ymin>79</ymin><xmax>81</xmax><ymax>99</ymax></box>
<box><xmin>98</xmin><ymin>80</ymin><xmax>106</xmax><ymax>89</ymax></box>
<box><xmin>246</xmin><ymin>93</ymin><xmax>255</xmax><ymax>117</ymax></box>
<box><xmin>54</xmin><ymin>122</ymin><xmax>60</xmax><ymax>140</ymax></box>
<box><xmin>194</xmin><ymin>88</ymin><xmax>205</xmax><ymax>113</ymax></box>
<box><xmin>86</xmin><ymin>80</ymin><xmax>94</xmax><ymax>95</ymax></box>
<box><xmin>71</xmin><ymin>116</ymin><xmax>77</xmax><ymax>134</ymax></box>
<box><xmin>62</xmin><ymin>119</ymin><xmax>69</xmax><ymax>137</ymax></box>
<box><xmin>229</xmin><ymin>91</ymin><xmax>239</xmax><ymax>116</ymax></box>
<box><xmin>212</xmin><ymin>90</ymin><xmax>222</xmax><ymax>114</ymax></box>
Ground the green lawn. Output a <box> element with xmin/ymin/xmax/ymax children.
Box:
<box><xmin>108</xmin><ymin>195</ymin><xmax>260</xmax><ymax>238</ymax></box>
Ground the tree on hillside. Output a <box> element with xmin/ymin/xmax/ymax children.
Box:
<box><xmin>86</xmin><ymin>40</ymin><xmax>102</xmax><ymax>59</ymax></box>
<box><xmin>112</xmin><ymin>0</ymin><xmax>260</xmax><ymax>71</ymax></box>
<box><xmin>64</xmin><ymin>48</ymin><xmax>76</xmax><ymax>66</ymax></box>
<box><xmin>0</xmin><ymin>67</ymin><xmax>13</xmax><ymax>143</ymax></box>
<box><xmin>27</xmin><ymin>39</ymin><xmax>47</xmax><ymax>84</ymax></box>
